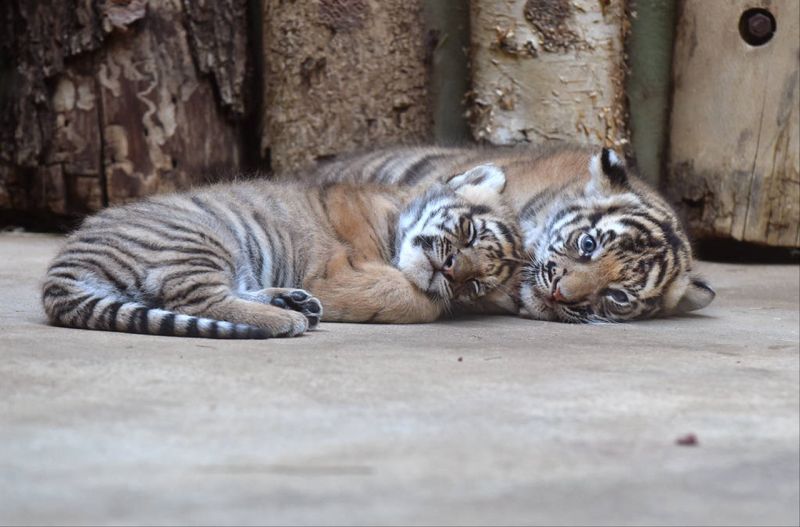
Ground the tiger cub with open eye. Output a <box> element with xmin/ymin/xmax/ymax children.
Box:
<box><xmin>303</xmin><ymin>144</ymin><xmax>715</xmax><ymax>323</ymax></box>
<box><xmin>41</xmin><ymin>165</ymin><xmax>522</xmax><ymax>338</ymax></box>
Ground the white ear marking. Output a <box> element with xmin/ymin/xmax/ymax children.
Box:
<box><xmin>675</xmin><ymin>277</ymin><xmax>716</xmax><ymax>313</ymax></box>
<box><xmin>668</xmin><ymin>274</ymin><xmax>716</xmax><ymax>314</ymax></box>
<box><xmin>586</xmin><ymin>148</ymin><xmax>628</xmax><ymax>195</ymax></box>
<box><xmin>448</xmin><ymin>164</ymin><xmax>506</xmax><ymax>194</ymax></box>
<box><xmin>587</xmin><ymin>153</ymin><xmax>604</xmax><ymax>195</ymax></box>
<box><xmin>606</xmin><ymin>149</ymin><xmax>622</xmax><ymax>167</ymax></box>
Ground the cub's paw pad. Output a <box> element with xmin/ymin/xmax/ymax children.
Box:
<box><xmin>289</xmin><ymin>290</ymin><xmax>309</xmax><ymax>302</ymax></box>
<box><xmin>270</xmin><ymin>289</ymin><xmax>323</xmax><ymax>329</ymax></box>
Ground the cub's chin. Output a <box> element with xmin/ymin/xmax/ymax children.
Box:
<box><xmin>518</xmin><ymin>282</ymin><xmax>560</xmax><ymax>322</ymax></box>
<box><xmin>457</xmin><ymin>288</ymin><xmax>518</xmax><ymax>315</ymax></box>
<box><xmin>425</xmin><ymin>273</ymin><xmax>452</xmax><ymax>302</ymax></box>
<box><xmin>397</xmin><ymin>260</ymin><xmax>451</xmax><ymax>303</ymax></box>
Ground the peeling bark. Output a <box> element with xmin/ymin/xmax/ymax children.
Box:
<box><xmin>182</xmin><ymin>0</ymin><xmax>250</xmax><ymax>118</ymax></box>
<box><xmin>0</xmin><ymin>0</ymin><xmax>248</xmax><ymax>223</ymax></box>
<box><xmin>0</xmin><ymin>0</ymin><xmax>104</xmax><ymax>169</ymax></box>
<box><xmin>261</xmin><ymin>0</ymin><xmax>432</xmax><ymax>174</ymax></box>
<box><xmin>467</xmin><ymin>0</ymin><xmax>630</xmax><ymax>149</ymax></box>
<box><xmin>668</xmin><ymin>0</ymin><xmax>799</xmax><ymax>247</ymax></box>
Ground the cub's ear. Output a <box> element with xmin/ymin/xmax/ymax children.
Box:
<box><xmin>448</xmin><ymin>164</ymin><xmax>506</xmax><ymax>195</ymax></box>
<box><xmin>674</xmin><ymin>275</ymin><xmax>716</xmax><ymax>313</ymax></box>
<box><xmin>587</xmin><ymin>148</ymin><xmax>629</xmax><ymax>195</ymax></box>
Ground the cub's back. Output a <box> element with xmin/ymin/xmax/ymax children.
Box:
<box><xmin>294</xmin><ymin>144</ymin><xmax>599</xmax><ymax>208</ymax></box>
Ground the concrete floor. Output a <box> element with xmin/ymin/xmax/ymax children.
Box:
<box><xmin>0</xmin><ymin>232</ymin><xmax>798</xmax><ymax>526</ymax></box>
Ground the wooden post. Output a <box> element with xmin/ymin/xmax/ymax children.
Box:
<box><xmin>260</xmin><ymin>0</ymin><xmax>432</xmax><ymax>174</ymax></box>
<box><xmin>667</xmin><ymin>0</ymin><xmax>799</xmax><ymax>247</ymax></box>
<box><xmin>467</xmin><ymin>0</ymin><xmax>630</xmax><ymax>149</ymax></box>
<box><xmin>0</xmin><ymin>0</ymin><xmax>249</xmax><ymax>225</ymax></box>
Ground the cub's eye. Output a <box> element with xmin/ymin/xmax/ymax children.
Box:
<box><xmin>462</xmin><ymin>218</ymin><xmax>478</xmax><ymax>247</ymax></box>
<box><xmin>577</xmin><ymin>233</ymin><xmax>597</xmax><ymax>255</ymax></box>
<box><xmin>606</xmin><ymin>289</ymin><xmax>629</xmax><ymax>304</ymax></box>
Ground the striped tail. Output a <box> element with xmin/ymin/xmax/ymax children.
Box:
<box><xmin>42</xmin><ymin>280</ymin><xmax>271</xmax><ymax>339</ymax></box>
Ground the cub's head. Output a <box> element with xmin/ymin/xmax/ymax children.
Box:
<box><xmin>520</xmin><ymin>148</ymin><xmax>715</xmax><ymax>323</ymax></box>
<box><xmin>395</xmin><ymin>165</ymin><xmax>522</xmax><ymax>311</ymax></box>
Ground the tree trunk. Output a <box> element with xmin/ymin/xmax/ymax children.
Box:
<box><xmin>667</xmin><ymin>0</ymin><xmax>799</xmax><ymax>247</ymax></box>
<box><xmin>467</xmin><ymin>0</ymin><xmax>630</xmax><ymax>149</ymax></box>
<box><xmin>0</xmin><ymin>0</ymin><xmax>250</xmax><ymax>226</ymax></box>
<box><xmin>261</xmin><ymin>0</ymin><xmax>432</xmax><ymax>174</ymax></box>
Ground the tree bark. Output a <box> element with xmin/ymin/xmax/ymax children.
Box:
<box><xmin>667</xmin><ymin>0</ymin><xmax>799</xmax><ymax>247</ymax></box>
<box><xmin>0</xmin><ymin>0</ymin><xmax>249</xmax><ymax>225</ymax></box>
<box><xmin>467</xmin><ymin>0</ymin><xmax>630</xmax><ymax>149</ymax></box>
<box><xmin>261</xmin><ymin>0</ymin><xmax>432</xmax><ymax>174</ymax></box>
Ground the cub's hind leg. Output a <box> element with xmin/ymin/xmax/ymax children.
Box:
<box><xmin>243</xmin><ymin>288</ymin><xmax>322</xmax><ymax>329</ymax></box>
<box><xmin>159</xmin><ymin>273</ymin><xmax>310</xmax><ymax>337</ymax></box>
<box><xmin>174</xmin><ymin>294</ymin><xmax>309</xmax><ymax>337</ymax></box>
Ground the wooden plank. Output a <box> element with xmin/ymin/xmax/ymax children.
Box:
<box><xmin>468</xmin><ymin>0</ymin><xmax>629</xmax><ymax>148</ymax></box>
<box><xmin>668</xmin><ymin>0</ymin><xmax>799</xmax><ymax>247</ymax></box>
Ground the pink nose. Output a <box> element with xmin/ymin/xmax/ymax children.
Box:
<box><xmin>552</xmin><ymin>287</ymin><xmax>567</xmax><ymax>303</ymax></box>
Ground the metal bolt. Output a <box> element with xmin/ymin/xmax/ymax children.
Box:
<box><xmin>747</xmin><ymin>12</ymin><xmax>773</xmax><ymax>39</ymax></box>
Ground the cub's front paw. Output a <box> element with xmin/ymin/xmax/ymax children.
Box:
<box><xmin>268</xmin><ymin>289</ymin><xmax>323</xmax><ymax>330</ymax></box>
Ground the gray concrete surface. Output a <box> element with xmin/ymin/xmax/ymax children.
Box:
<box><xmin>1</xmin><ymin>232</ymin><xmax>798</xmax><ymax>526</ymax></box>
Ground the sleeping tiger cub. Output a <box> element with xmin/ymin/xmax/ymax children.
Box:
<box><xmin>305</xmin><ymin>144</ymin><xmax>716</xmax><ymax>323</ymax></box>
<box><xmin>42</xmin><ymin>165</ymin><xmax>522</xmax><ymax>338</ymax></box>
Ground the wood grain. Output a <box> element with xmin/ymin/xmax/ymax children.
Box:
<box><xmin>668</xmin><ymin>0</ymin><xmax>799</xmax><ymax>247</ymax></box>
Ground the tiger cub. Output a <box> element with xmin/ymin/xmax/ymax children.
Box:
<box><xmin>303</xmin><ymin>144</ymin><xmax>716</xmax><ymax>323</ymax></box>
<box><xmin>41</xmin><ymin>165</ymin><xmax>521</xmax><ymax>338</ymax></box>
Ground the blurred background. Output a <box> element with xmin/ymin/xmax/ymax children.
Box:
<box><xmin>0</xmin><ymin>0</ymin><xmax>797</xmax><ymax>257</ymax></box>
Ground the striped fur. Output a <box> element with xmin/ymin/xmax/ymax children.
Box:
<box><xmin>305</xmin><ymin>144</ymin><xmax>715</xmax><ymax>323</ymax></box>
<box><xmin>42</xmin><ymin>172</ymin><xmax>521</xmax><ymax>338</ymax></box>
